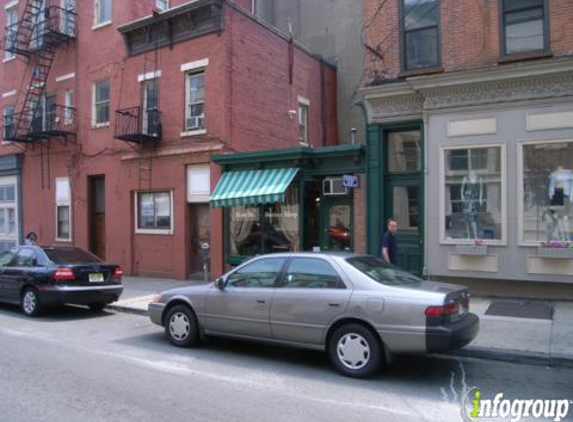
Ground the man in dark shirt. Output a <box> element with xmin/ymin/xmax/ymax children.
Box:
<box><xmin>381</xmin><ymin>218</ymin><xmax>398</xmax><ymax>265</ymax></box>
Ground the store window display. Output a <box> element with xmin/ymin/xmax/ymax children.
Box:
<box><xmin>522</xmin><ymin>141</ymin><xmax>573</xmax><ymax>243</ymax></box>
<box><xmin>443</xmin><ymin>146</ymin><xmax>503</xmax><ymax>241</ymax></box>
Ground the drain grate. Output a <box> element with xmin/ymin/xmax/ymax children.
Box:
<box><xmin>485</xmin><ymin>300</ymin><xmax>554</xmax><ymax>320</ymax></box>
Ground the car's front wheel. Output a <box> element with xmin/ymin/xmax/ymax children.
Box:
<box><xmin>165</xmin><ymin>305</ymin><xmax>199</xmax><ymax>347</ymax></box>
<box><xmin>328</xmin><ymin>324</ymin><xmax>382</xmax><ymax>378</ymax></box>
<box><xmin>21</xmin><ymin>287</ymin><xmax>42</xmax><ymax>317</ymax></box>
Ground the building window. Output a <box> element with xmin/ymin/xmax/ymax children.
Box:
<box><xmin>155</xmin><ymin>0</ymin><xmax>168</xmax><ymax>10</ymax></box>
<box><xmin>520</xmin><ymin>140</ymin><xmax>573</xmax><ymax>244</ymax></box>
<box><xmin>56</xmin><ymin>178</ymin><xmax>71</xmax><ymax>240</ymax></box>
<box><xmin>501</xmin><ymin>0</ymin><xmax>548</xmax><ymax>56</ymax></box>
<box><xmin>229</xmin><ymin>186</ymin><xmax>299</xmax><ymax>256</ymax></box>
<box><xmin>64</xmin><ymin>89</ymin><xmax>74</xmax><ymax>126</ymax></box>
<box><xmin>3</xmin><ymin>106</ymin><xmax>14</xmax><ymax>141</ymax></box>
<box><xmin>4</xmin><ymin>6</ymin><xmax>18</xmax><ymax>60</ymax></box>
<box><xmin>187</xmin><ymin>164</ymin><xmax>210</xmax><ymax>203</ymax></box>
<box><xmin>136</xmin><ymin>191</ymin><xmax>173</xmax><ymax>232</ymax></box>
<box><xmin>184</xmin><ymin>72</ymin><xmax>205</xmax><ymax>131</ymax></box>
<box><xmin>401</xmin><ymin>0</ymin><xmax>440</xmax><ymax>71</ymax></box>
<box><xmin>442</xmin><ymin>146</ymin><xmax>504</xmax><ymax>243</ymax></box>
<box><xmin>94</xmin><ymin>0</ymin><xmax>112</xmax><ymax>25</ymax></box>
<box><xmin>93</xmin><ymin>79</ymin><xmax>110</xmax><ymax>126</ymax></box>
<box><xmin>298</xmin><ymin>102</ymin><xmax>308</xmax><ymax>144</ymax></box>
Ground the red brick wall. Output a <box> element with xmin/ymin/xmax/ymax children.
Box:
<box><xmin>353</xmin><ymin>175</ymin><xmax>366</xmax><ymax>254</ymax></box>
<box><xmin>0</xmin><ymin>1</ymin><xmax>337</xmax><ymax>280</ymax></box>
<box><xmin>363</xmin><ymin>0</ymin><xmax>573</xmax><ymax>83</ymax></box>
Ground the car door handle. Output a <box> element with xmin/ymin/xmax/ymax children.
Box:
<box><xmin>256</xmin><ymin>299</ymin><xmax>267</xmax><ymax>304</ymax></box>
<box><xmin>328</xmin><ymin>302</ymin><xmax>341</xmax><ymax>307</ymax></box>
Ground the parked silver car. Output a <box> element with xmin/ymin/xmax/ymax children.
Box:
<box><xmin>149</xmin><ymin>253</ymin><xmax>479</xmax><ymax>378</ymax></box>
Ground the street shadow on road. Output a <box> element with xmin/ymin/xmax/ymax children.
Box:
<box><xmin>0</xmin><ymin>302</ymin><xmax>116</xmax><ymax>322</ymax></box>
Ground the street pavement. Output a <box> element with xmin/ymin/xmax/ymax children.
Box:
<box><xmin>111</xmin><ymin>276</ymin><xmax>573</xmax><ymax>368</ymax></box>
<box><xmin>1</xmin><ymin>304</ymin><xmax>572</xmax><ymax>422</ymax></box>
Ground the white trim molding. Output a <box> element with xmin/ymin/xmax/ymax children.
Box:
<box><xmin>180</xmin><ymin>129</ymin><xmax>207</xmax><ymax>138</ymax></box>
<box><xmin>137</xmin><ymin>70</ymin><xmax>162</xmax><ymax>82</ymax></box>
<box><xmin>180</xmin><ymin>58</ymin><xmax>209</xmax><ymax>72</ymax></box>
<box><xmin>526</xmin><ymin>110</ymin><xmax>573</xmax><ymax>132</ymax></box>
<box><xmin>55</xmin><ymin>73</ymin><xmax>76</xmax><ymax>83</ymax></box>
<box><xmin>447</xmin><ymin>117</ymin><xmax>498</xmax><ymax>137</ymax></box>
<box><xmin>2</xmin><ymin>90</ymin><xmax>16</xmax><ymax>98</ymax></box>
<box><xmin>4</xmin><ymin>1</ymin><xmax>19</xmax><ymax>10</ymax></box>
<box><xmin>297</xmin><ymin>95</ymin><xmax>310</xmax><ymax>106</ymax></box>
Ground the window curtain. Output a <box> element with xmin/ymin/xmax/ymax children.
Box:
<box><xmin>277</xmin><ymin>186</ymin><xmax>300</xmax><ymax>251</ymax></box>
<box><xmin>230</xmin><ymin>206</ymin><xmax>257</xmax><ymax>255</ymax></box>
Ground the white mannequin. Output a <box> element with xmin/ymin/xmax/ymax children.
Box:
<box><xmin>461</xmin><ymin>170</ymin><xmax>484</xmax><ymax>239</ymax></box>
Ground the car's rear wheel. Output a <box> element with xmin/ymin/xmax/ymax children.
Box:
<box><xmin>165</xmin><ymin>305</ymin><xmax>199</xmax><ymax>347</ymax></box>
<box><xmin>328</xmin><ymin>324</ymin><xmax>382</xmax><ymax>378</ymax></box>
<box><xmin>88</xmin><ymin>302</ymin><xmax>107</xmax><ymax>312</ymax></box>
<box><xmin>21</xmin><ymin>287</ymin><xmax>42</xmax><ymax>317</ymax></box>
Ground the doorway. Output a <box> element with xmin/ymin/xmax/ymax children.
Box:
<box><xmin>89</xmin><ymin>176</ymin><xmax>105</xmax><ymax>259</ymax></box>
<box><xmin>383</xmin><ymin>130</ymin><xmax>424</xmax><ymax>275</ymax></box>
<box><xmin>320</xmin><ymin>195</ymin><xmax>353</xmax><ymax>252</ymax></box>
<box><xmin>189</xmin><ymin>203</ymin><xmax>210</xmax><ymax>276</ymax></box>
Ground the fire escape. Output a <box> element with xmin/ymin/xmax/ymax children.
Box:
<box><xmin>2</xmin><ymin>1</ymin><xmax>77</xmax><ymax>187</ymax></box>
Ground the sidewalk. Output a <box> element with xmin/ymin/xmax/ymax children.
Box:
<box><xmin>109</xmin><ymin>276</ymin><xmax>573</xmax><ymax>368</ymax></box>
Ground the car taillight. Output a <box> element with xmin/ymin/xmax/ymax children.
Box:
<box><xmin>113</xmin><ymin>267</ymin><xmax>123</xmax><ymax>280</ymax></box>
<box><xmin>54</xmin><ymin>267</ymin><xmax>75</xmax><ymax>281</ymax></box>
<box><xmin>425</xmin><ymin>303</ymin><xmax>459</xmax><ymax>317</ymax></box>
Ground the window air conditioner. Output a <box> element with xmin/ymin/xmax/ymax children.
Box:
<box><xmin>322</xmin><ymin>177</ymin><xmax>348</xmax><ymax>195</ymax></box>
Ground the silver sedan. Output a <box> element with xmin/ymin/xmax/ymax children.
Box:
<box><xmin>149</xmin><ymin>253</ymin><xmax>479</xmax><ymax>378</ymax></box>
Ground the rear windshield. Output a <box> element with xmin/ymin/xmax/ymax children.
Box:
<box><xmin>43</xmin><ymin>248</ymin><xmax>102</xmax><ymax>264</ymax></box>
<box><xmin>346</xmin><ymin>256</ymin><xmax>421</xmax><ymax>286</ymax></box>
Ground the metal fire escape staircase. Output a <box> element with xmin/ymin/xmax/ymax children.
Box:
<box><xmin>2</xmin><ymin>1</ymin><xmax>77</xmax><ymax>188</ymax></box>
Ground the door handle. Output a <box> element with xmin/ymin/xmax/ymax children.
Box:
<box><xmin>328</xmin><ymin>302</ymin><xmax>341</xmax><ymax>307</ymax></box>
<box><xmin>256</xmin><ymin>299</ymin><xmax>267</xmax><ymax>304</ymax></box>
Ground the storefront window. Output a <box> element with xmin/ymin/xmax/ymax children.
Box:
<box><xmin>443</xmin><ymin>146</ymin><xmax>503</xmax><ymax>242</ymax></box>
<box><xmin>521</xmin><ymin>140</ymin><xmax>573</xmax><ymax>243</ymax></box>
<box><xmin>229</xmin><ymin>186</ymin><xmax>299</xmax><ymax>256</ymax></box>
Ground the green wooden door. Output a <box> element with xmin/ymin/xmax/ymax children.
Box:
<box><xmin>383</xmin><ymin>129</ymin><xmax>424</xmax><ymax>275</ymax></box>
<box><xmin>320</xmin><ymin>196</ymin><xmax>353</xmax><ymax>252</ymax></box>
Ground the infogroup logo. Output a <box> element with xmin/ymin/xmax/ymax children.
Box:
<box><xmin>461</xmin><ymin>387</ymin><xmax>572</xmax><ymax>422</ymax></box>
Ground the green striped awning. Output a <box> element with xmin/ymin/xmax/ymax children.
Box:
<box><xmin>210</xmin><ymin>168</ymin><xmax>299</xmax><ymax>207</ymax></box>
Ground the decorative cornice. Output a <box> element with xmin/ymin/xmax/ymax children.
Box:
<box><xmin>361</xmin><ymin>57</ymin><xmax>573</xmax><ymax>123</ymax></box>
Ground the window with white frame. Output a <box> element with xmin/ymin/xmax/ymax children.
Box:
<box><xmin>64</xmin><ymin>89</ymin><xmax>74</xmax><ymax>126</ymax></box>
<box><xmin>442</xmin><ymin>146</ymin><xmax>504</xmax><ymax>242</ymax></box>
<box><xmin>136</xmin><ymin>191</ymin><xmax>172</xmax><ymax>232</ymax></box>
<box><xmin>184</xmin><ymin>71</ymin><xmax>205</xmax><ymax>131</ymax></box>
<box><xmin>4</xmin><ymin>5</ymin><xmax>18</xmax><ymax>60</ymax></box>
<box><xmin>3</xmin><ymin>106</ymin><xmax>14</xmax><ymax>141</ymax></box>
<box><xmin>520</xmin><ymin>140</ymin><xmax>573</xmax><ymax>245</ymax></box>
<box><xmin>155</xmin><ymin>0</ymin><xmax>168</xmax><ymax>10</ymax></box>
<box><xmin>298</xmin><ymin>102</ymin><xmax>308</xmax><ymax>143</ymax></box>
<box><xmin>56</xmin><ymin>178</ymin><xmax>71</xmax><ymax>240</ymax></box>
<box><xmin>94</xmin><ymin>0</ymin><xmax>111</xmax><ymax>25</ymax></box>
<box><xmin>93</xmin><ymin>79</ymin><xmax>110</xmax><ymax>126</ymax></box>
<box><xmin>187</xmin><ymin>164</ymin><xmax>210</xmax><ymax>203</ymax></box>
<box><xmin>0</xmin><ymin>182</ymin><xmax>17</xmax><ymax>252</ymax></box>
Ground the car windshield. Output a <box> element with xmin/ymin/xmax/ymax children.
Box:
<box><xmin>43</xmin><ymin>247</ymin><xmax>102</xmax><ymax>264</ymax></box>
<box><xmin>346</xmin><ymin>256</ymin><xmax>421</xmax><ymax>286</ymax></box>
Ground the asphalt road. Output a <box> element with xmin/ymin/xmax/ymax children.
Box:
<box><xmin>1</xmin><ymin>304</ymin><xmax>572</xmax><ymax>422</ymax></box>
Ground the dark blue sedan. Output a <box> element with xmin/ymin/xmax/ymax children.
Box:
<box><xmin>0</xmin><ymin>246</ymin><xmax>123</xmax><ymax>316</ymax></box>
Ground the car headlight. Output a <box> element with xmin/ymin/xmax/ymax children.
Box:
<box><xmin>152</xmin><ymin>293</ymin><xmax>163</xmax><ymax>303</ymax></box>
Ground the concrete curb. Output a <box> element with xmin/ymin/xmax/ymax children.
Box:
<box><xmin>107</xmin><ymin>304</ymin><xmax>149</xmax><ymax>317</ymax></box>
<box><xmin>442</xmin><ymin>348</ymin><xmax>573</xmax><ymax>369</ymax></box>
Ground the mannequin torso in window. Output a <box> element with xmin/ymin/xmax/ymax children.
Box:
<box><xmin>461</xmin><ymin>171</ymin><xmax>484</xmax><ymax>239</ymax></box>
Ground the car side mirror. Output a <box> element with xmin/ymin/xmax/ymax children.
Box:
<box><xmin>215</xmin><ymin>277</ymin><xmax>227</xmax><ymax>290</ymax></box>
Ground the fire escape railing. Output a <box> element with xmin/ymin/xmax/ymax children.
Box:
<box><xmin>115</xmin><ymin>106</ymin><xmax>162</xmax><ymax>143</ymax></box>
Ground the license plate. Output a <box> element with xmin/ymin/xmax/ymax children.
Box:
<box><xmin>89</xmin><ymin>273</ymin><xmax>104</xmax><ymax>283</ymax></box>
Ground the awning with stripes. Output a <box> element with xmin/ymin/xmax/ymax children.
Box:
<box><xmin>210</xmin><ymin>168</ymin><xmax>299</xmax><ymax>208</ymax></box>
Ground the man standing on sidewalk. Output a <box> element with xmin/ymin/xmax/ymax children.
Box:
<box><xmin>381</xmin><ymin>218</ymin><xmax>398</xmax><ymax>265</ymax></box>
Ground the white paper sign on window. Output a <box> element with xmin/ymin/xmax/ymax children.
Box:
<box><xmin>187</xmin><ymin>164</ymin><xmax>210</xmax><ymax>203</ymax></box>
<box><xmin>56</xmin><ymin>178</ymin><xmax>70</xmax><ymax>202</ymax></box>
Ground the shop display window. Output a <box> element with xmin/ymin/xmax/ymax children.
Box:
<box><xmin>521</xmin><ymin>140</ymin><xmax>573</xmax><ymax>244</ymax></box>
<box><xmin>442</xmin><ymin>146</ymin><xmax>504</xmax><ymax>242</ymax></box>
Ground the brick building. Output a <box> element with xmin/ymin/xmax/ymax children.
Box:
<box><xmin>361</xmin><ymin>0</ymin><xmax>573</xmax><ymax>292</ymax></box>
<box><xmin>0</xmin><ymin>0</ymin><xmax>338</xmax><ymax>279</ymax></box>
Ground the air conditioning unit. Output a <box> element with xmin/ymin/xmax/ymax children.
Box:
<box><xmin>186</xmin><ymin>116</ymin><xmax>204</xmax><ymax>130</ymax></box>
<box><xmin>322</xmin><ymin>177</ymin><xmax>348</xmax><ymax>195</ymax></box>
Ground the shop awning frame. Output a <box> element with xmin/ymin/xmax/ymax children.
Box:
<box><xmin>210</xmin><ymin>167</ymin><xmax>299</xmax><ymax>207</ymax></box>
